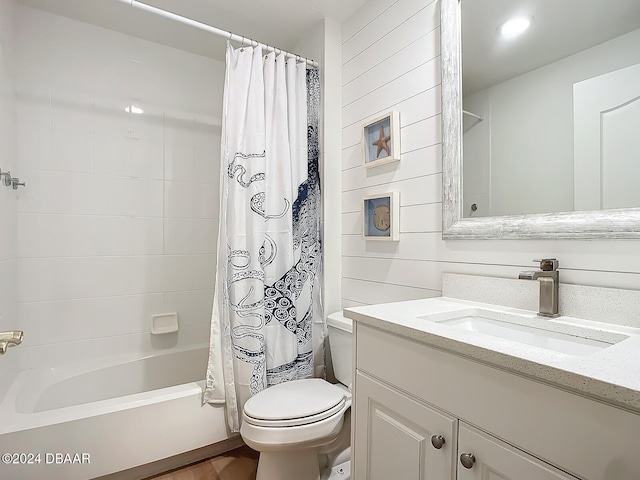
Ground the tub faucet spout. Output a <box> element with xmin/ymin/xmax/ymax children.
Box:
<box><xmin>518</xmin><ymin>259</ymin><xmax>559</xmax><ymax>318</ymax></box>
<box><xmin>0</xmin><ymin>330</ymin><xmax>24</xmax><ymax>355</ymax></box>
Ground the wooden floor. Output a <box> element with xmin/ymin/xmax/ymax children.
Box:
<box><xmin>146</xmin><ymin>446</ymin><xmax>259</xmax><ymax>480</ymax></box>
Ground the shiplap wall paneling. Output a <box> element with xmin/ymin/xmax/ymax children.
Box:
<box><xmin>342</xmin><ymin>0</ymin><xmax>640</xmax><ymax>308</ymax></box>
<box><xmin>341</xmin><ymin>0</ymin><xmax>442</xmax><ymax>307</ymax></box>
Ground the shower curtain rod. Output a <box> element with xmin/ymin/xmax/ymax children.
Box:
<box><xmin>115</xmin><ymin>0</ymin><xmax>319</xmax><ymax>67</ymax></box>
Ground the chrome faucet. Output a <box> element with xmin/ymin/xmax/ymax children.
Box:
<box><xmin>519</xmin><ymin>259</ymin><xmax>559</xmax><ymax>318</ymax></box>
<box><xmin>0</xmin><ymin>330</ymin><xmax>24</xmax><ymax>355</ymax></box>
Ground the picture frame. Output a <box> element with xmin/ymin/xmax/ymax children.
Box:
<box><xmin>362</xmin><ymin>192</ymin><xmax>400</xmax><ymax>241</ymax></box>
<box><xmin>362</xmin><ymin>111</ymin><xmax>400</xmax><ymax>168</ymax></box>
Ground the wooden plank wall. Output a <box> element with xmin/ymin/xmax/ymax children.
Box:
<box><xmin>340</xmin><ymin>0</ymin><xmax>640</xmax><ymax>308</ymax></box>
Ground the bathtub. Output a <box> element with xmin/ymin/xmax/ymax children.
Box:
<box><xmin>0</xmin><ymin>346</ymin><xmax>234</xmax><ymax>479</ymax></box>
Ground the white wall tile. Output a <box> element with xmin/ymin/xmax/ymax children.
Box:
<box><xmin>0</xmin><ymin>0</ymin><xmax>18</xmax><ymax>385</ymax></box>
<box><xmin>163</xmin><ymin>290</ymin><xmax>214</xmax><ymax>329</ymax></box>
<box><xmin>162</xmin><ymin>255</ymin><xmax>197</xmax><ymax>293</ymax></box>
<box><xmin>130</xmin><ymin>137</ymin><xmax>163</xmax><ymax>179</ymax></box>
<box><xmin>17</xmin><ymin>170</ymin><xmax>94</xmax><ymax>215</ymax></box>
<box><xmin>93</xmin><ymin>101</ymin><xmax>131</xmax><ymax>137</ymax></box>
<box><xmin>91</xmin><ymin>133</ymin><xmax>131</xmax><ymax>176</ymax></box>
<box><xmin>129</xmin><ymin>217</ymin><xmax>164</xmax><ymax>255</ymax></box>
<box><xmin>0</xmin><ymin>260</ymin><xmax>18</xmax><ymax>327</ymax></box>
<box><xmin>129</xmin><ymin>109</ymin><xmax>164</xmax><ymax>142</ymax></box>
<box><xmin>164</xmin><ymin>218</ymin><xmax>217</xmax><ymax>255</ymax></box>
<box><xmin>17</xmin><ymin>215</ymin><xmax>164</xmax><ymax>258</ymax></box>
<box><xmin>19</xmin><ymin>294</ymin><xmax>165</xmax><ymax>346</ymax></box>
<box><xmin>164</xmin><ymin>181</ymin><xmax>219</xmax><ymax>219</ymax></box>
<box><xmin>12</xmin><ymin>1</ymin><xmax>224</xmax><ymax>360</ymax></box>
<box><xmin>194</xmin><ymin>254</ymin><xmax>217</xmax><ymax>291</ymax></box>
<box><xmin>15</xmin><ymin>95</ymin><xmax>51</xmax><ymax>170</ymax></box>
<box><xmin>164</xmin><ymin>121</ymin><xmax>196</xmax><ymax>182</ymax></box>
<box><xmin>127</xmin><ymin>177</ymin><xmax>164</xmax><ymax>217</ymax></box>
<box><xmin>17</xmin><ymin>256</ymin><xmax>168</xmax><ymax>303</ymax></box>
<box><xmin>89</xmin><ymin>175</ymin><xmax>137</xmax><ymax>216</ymax></box>
<box><xmin>195</xmin><ymin>123</ymin><xmax>221</xmax><ymax>184</ymax></box>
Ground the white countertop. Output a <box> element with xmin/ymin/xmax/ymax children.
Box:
<box><xmin>344</xmin><ymin>296</ymin><xmax>640</xmax><ymax>414</ymax></box>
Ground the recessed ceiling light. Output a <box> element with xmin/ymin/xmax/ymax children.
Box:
<box><xmin>125</xmin><ymin>105</ymin><xmax>144</xmax><ymax>114</ymax></box>
<box><xmin>499</xmin><ymin>16</ymin><xmax>532</xmax><ymax>39</ymax></box>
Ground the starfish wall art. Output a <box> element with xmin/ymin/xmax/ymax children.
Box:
<box><xmin>362</xmin><ymin>110</ymin><xmax>401</xmax><ymax>168</ymax></box>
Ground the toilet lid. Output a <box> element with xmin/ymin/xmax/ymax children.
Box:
<box><xmin>243</xmin><ymin>378</ymin><xmax>346</xmax><ymax>424</ymax></box>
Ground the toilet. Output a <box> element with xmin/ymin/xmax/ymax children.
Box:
<box><xmin>240</xmin><ymin>312</ymin><xmax>353</xmax><ymax>480</ymax></box>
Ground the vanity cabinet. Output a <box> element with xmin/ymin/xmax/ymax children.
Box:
<box><xmin>456</xmin><ymin>423</ymin><xmax>575</xmax><ymax>480</ymax></box>
<box><xmin>354</xmin><ymin>372</ymin><xmax>457</xmax><ymax>480</ymax></box>
<box><xmin>352</xmin><ymin>323</ymin><xmax>640</xmax><ymax>480</ymax></box>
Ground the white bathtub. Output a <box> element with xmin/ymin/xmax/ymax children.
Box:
<box><xmin>0</xmin><ymin>346</ymin><xmax>233</xmax><ymax>479</ymax></box>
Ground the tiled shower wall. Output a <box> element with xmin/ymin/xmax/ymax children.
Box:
<box><xmin>0</xmin><ymin>0</ymin><xmax>18</xmax><ymax>398</ymax></box>
<box><xmin>13</xmin><ymin>5</ymin><xmax>224</xmax><ymax>368</ymax></box>
<box><xmin>340</xmin><ymin>0</ymin><xmax>640</xmax><ymax>308</ymax></box>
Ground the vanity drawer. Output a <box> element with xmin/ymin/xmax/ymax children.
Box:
<box><xmin>355</xmin><ymin>322</ymin><xmax>640</xmax><ymax>480</ymax></box>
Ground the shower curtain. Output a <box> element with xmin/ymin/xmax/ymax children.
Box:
<box><xmin>204</xmin><ymin>42</ymin><xmax>323</xmax><ymax>432</ymax></box>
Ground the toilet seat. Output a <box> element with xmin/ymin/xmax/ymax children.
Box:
<box><xmin>243</xmin><ymin>378</ymin><xmax>346</xmax><ymax>427</ymax></box>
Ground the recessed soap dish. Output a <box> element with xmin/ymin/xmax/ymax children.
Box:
<box><xmin>151</xmin><ymin>313</ymin><xmax>179</xmax><ymax>334</ymax></box>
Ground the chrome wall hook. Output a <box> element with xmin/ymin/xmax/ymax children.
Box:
<box><xmin>12</xmin><ymin>177</ymin><xmax>25</xmax><ymax>190</ymax></box>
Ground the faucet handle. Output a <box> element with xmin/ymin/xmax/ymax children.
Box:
<box><xmin>533</xmin><ymin>258</ymin><xmax>558</xmax><ymax>271</ymax></box>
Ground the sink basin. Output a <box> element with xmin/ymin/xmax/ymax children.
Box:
<box><xmin>421</xmin><ymin>309</ymin><xmax>625</xmax><ymax>356</ymax></box>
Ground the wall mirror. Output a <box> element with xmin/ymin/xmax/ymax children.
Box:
<box><xmin>441</xmin><ymin>0</ymin><xmax>640</xmax><ymax>239</ymax></box>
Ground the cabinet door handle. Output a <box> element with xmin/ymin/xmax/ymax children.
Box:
<box><xmin>430</xmin><ymin>435</ymin><xmax>445</xmax><ymax>449</ymax></box>
<box><xmin>460</xmin><ymin>453</ymin><xmax>476</xmax><ymax>469</ymax></box>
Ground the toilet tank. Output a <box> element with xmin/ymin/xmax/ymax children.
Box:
<box><xmin>327</xmin><ymin>312</ymin><xmax>353</xmax><ymax>387</ymax></box>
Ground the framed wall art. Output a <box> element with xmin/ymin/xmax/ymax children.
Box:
<box><xmin>363</xmin><ymin>192</ymin><xmax>400</xmax><ymax>241</ymax></box>
<box><xmin>362</xmin><ymin>111</ymin><xmax>400</xmax><ymax>168</ymax></box>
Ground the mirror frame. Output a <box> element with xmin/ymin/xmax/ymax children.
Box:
<box><xmin>440</xmin><ymin>0</ymin><xmax>640</xmax><ymax>240</ymax></box>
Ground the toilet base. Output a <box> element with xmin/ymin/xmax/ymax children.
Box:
<box><xmin>256</xmin><ymin>449</ymin><xmax>321</xmax><ymax>480</ymax></box>
<box><xmin>321</xmin><ymin>460</ymin><xmax>351</xmax><ymax>480</ymax></box>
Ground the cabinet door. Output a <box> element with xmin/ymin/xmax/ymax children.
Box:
<box><xmin>354</xmin><ymin>372</ymin><xmax>457</xmax><ymax>480</ymax></box>
<box><xmin>457</xmin><ymin>423</ymin><xmax>579</xmax><ymax>480</ymax></box>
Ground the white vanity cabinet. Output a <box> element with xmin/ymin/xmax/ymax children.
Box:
<box><xmin>354</xmin><ymin>372</ymin><xmax>457</xmax><ymax>480</ymax></box>
<box><xmin>352</xmin><ymin>322</ymin><xmax>640</xmax><ymax>480</ymax></box>
<box><xmin>456</xmin><ymin>423</ymin><xmax>575</xmax><ymax>480</ymax></box>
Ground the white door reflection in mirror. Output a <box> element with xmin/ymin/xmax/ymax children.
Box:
<box><xmin>574</xmin><ymin>63</ymin><xmax>640</xmax><ymax>211</ymax></box>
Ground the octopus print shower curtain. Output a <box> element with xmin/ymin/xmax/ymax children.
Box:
<box><xmin>204</xmin><ymin>42</ymin><xmax>323</xmax><ymax>432</ymax></box>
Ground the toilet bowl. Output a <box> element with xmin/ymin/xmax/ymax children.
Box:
<box><xmin>240</xmin><ymin>312</ymin><xmax>353</xmax><ymax>480</ymax></box>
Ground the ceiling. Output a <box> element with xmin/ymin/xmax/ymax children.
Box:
<box><xmin>17</xmin><ymin>0</ymin><xmax>369</xmax><ymax>61</ymax></box>
<box><xmin>462</xmin><ymin>0</ymin><xmax>640</xmax><ymax>96</ymax></box>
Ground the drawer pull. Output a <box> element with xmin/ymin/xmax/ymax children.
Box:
<box><xmin>430</xmin><ymin>435</ymin><xmax>445</xmax><ymax>449</ymax></box>
<box><xmin>460</xmin><ymin>453</ymin><xmax>476</xmax><ymax>469</ymax></box>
